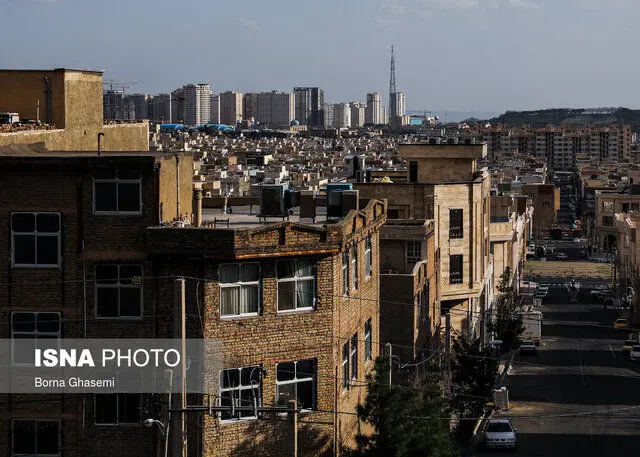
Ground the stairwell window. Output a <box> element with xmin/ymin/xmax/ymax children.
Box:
<box><xmin>219</xmin><ymin>366</ymin><xmax>261</xmax><ymax>421</ymax></box>
<box><xmin>93</xmin><ymin>169</ymin><xmax>142</xmax><ymax>214</ymax></box>
<box><xmin>342</xmin><ymin>342</ymin><xmax>349</xmax><ymax>391</ymax></box>
<box><xmin>11</xmin><ymin>312</ymin><xmax>60</xmax><ymax>366</ymax></box>
<box><xmin>276</xmin><ymin>359</ymin><xmax>316</xmax><ymax>410</ymax></box>
<box><xmin>219</xmin><ymin>263</ymin><xmax>260</xmax><ymax>317</ymax></box>
<box><xmin>277</xmin><ymin>259</ymin><xmax>315</xmax><ymax>311</ymax></box>
<box><xmin>95</xmin><ymin>265</ymin><xmax>143</xmax><ymax>318</ymax></box>
<box><xmin>364</xmin><ymin>319</ymin><xmax>372</xmax><ymax>362</ymax></box>
<box><xmin>351</xmin><ymin>248</ymin><xmax>358</xmax><ymax>291</ymax></box>
<box><xmin>95</xmin><ymin>372</ymin><xmax>141</xmax><ymax>425</ymax></box>
<box><xmin>12</xmin><ymin>419</ymin><xmax>60</xmax><ymax>457</ymax></box>
<box><xmin>449</xmin><ymin>209</ymin><xmax>463</xmax><ymax>239</ymax></box>
<box><xmin>11</xmin><ymin>212</ymin><xmax>61</xmax><ymax>268</ymax></box>
<box><xmin>350</xmin><ymin>333</ymin><xmax>358</xmax><ymax>380</ymax></box>
<box><xmin>342</xmin><ymin>252</ymin><xmax>349</xmax><ymax>295</ymax></box>
<box><xmin>449</xmin><ymin>254</ymin><xmax>463</xmax><ymax>284</ymax></box>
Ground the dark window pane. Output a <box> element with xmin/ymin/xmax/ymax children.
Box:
<box><xmin>118</xmin><ymin>169</ymin><xmax>141</xmax><ymax>179</ymax></box>
<box><xmin>94</xmin><ymin>168</ymin><xmax>117</xmax><ymax>179</ymax></box>
<box><xmin>14</xmin><ymin>234</ymin><xmax>35</xmax><ymax>264</ymax></box>
<box><xmin>119</xmin><ymin>265</ymin><xmax>142</xmax><ymax>284</ymax></box>
<box><xmin>36</xmin><ymin>214</ymin><xmax>60</xmax><ymax>233</ymax></box>
<box><xmin>220</xmin><ymin>369</ymin><xmax>239</xmax><ymax>389</ymax></box>
<box><xmin>118</xmin><ymin>182</ymin><xmax>141</xmax><ymax>212</ymax></box>
<box><xmin>12</xmin><ymin>213</ymin><xmax>35</xmax><ymax>232</ymax></box>
<box><xmin>13</xmin><ymin>335</ymin><xmax>36</xmax><ymax>365</ymax></box>
<box><xmin>297</xmin><ymin>380</ymin><xmax>314</xmax><ymax>409</ymax></box>
<box><xmin>12</xmin><ymin>313</ymin><xmax>36</xmax><ymax>332</ymax></box>
<box><xmin>95</xmin><ymin>394</ymin><xmax>118</xmax><ymax>424</ymax></box>
<box><xmin>241</xmin><ymin>367</ymin><xmax>260</xmax><ymax>386</ymax></box>
<box><xmin>240</xmin><ymin>263</ymin><xmax>259</xmax><ymax>282</ymax></box>
<box><xmin>36</xmin><ymin>421</ymin><xmax>59</xmax><ymax>454</ymax></box>
<box><xmin>95</xmin><ymin>182</ymin><xmax>118</xmax><ymax>212</ymax></box>
<box><xmin>277</xmin><ymin>362</ymin><xmax>296</xmax><ymax>382</ymax></box>
<box><xmin>219</xmin><ymin>392</ymin><xmax>233</xmax><ymax>420</ymax></box>
<box><xmin>277</xmin><ymin>383</ymin><xmax>295</xmax><ymax>406</ymax></box>
<box><xmin>36</xmin><ymin>235</ymin><xmax>59</xmax><ymax>265</ymax></box>
<box><xmin>120</xmin><ymin>288</ymin><xmax>142</xmax><ymax>317</ymax></box>
<box><xmin>96</xmin><ymin>288</ymin><xmax>119</xmax><ymax>317</ymax></box>
<box><xmin>95</xmin><ymin>265</ymin><xmax>118</xmax><ymax>284</ymax></box>
<box><xmin>118</xmin><ymin>393</ymin><xmax>141</xmax><ymax>423</ymax></box>
<box><xmin>239</xmin><ymin>389</ymin><xmax>257</xmax><ymax>418</ymax></box>
<box><xmin>277</xmin><ymin>282</ymin><xmax>296</xmax><ymax>311</ymax></box>
<box><xmin>297</xmin><ymin>360</ymin><xmax>314</xmax><ymax>379</ymax></box>
<box><xmin>13</xmin><ymin>420</ymin><xmax>36</xmax><ymax>454</ymax></box>
<box><xmin>277</xmin><ymin>260</ymin><xmax>295</xmax><ymax>279</ymax></box>
<box><xmin>37</xmin><ymin>313</ymin><xmax>60</xmax><ymax>333</ymax></box>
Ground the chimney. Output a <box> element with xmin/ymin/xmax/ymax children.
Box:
<box><xmin>193</xmin><ymin>187</ymin><xmax>203</xmax><ymax>227</ymax></box>
<box><xmin>341</xmin><ymin>190</ymin><xmax>359</xmax><ymax>216</ymax></box>
<box><xmin>300</xmin><ymin>190</ymin><xmax>317</xmax><ymax>222</ymax></box>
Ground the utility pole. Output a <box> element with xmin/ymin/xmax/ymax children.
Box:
<box><xmin>172</xmin><ymin>278</ymin><xmax>187</xmax><ymax>457</ymax></box>
<box><xmin>288</xmin><ymin>400</ymin><xmax>298</xmax><ymax>457</ymax></box>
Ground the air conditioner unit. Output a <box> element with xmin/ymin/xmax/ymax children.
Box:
<box><xmin>260</xmin><ymin>184</ymin><xmax>287</xmax><ymax>216</ymax></box>
<box><xmin>326</xmin><ymin>183</ymin><xmax>353</xmax><ymax>219</ymax></box>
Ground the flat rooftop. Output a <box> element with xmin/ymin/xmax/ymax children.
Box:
<box><xmin>202</xmin><ymin>205</ymin><xmax>331</xmax><ymax>229</ymax></box>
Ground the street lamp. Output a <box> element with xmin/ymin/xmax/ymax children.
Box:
<box><xmin>143</xmin><ymin>418</ymin><xmax>167</xmax><ymax>437</ymax></box>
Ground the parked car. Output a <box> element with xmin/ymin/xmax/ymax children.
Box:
<box><xmin>623</xmin><ymin>340</ymin><xmax>637</xmax><ymax>354</ymax></box>
<box><xmin>614</xmin><ymin>318</ymin><xmax>630</xmax><ymax>330</ymax></box>
<box><xmin>484</xmin><ymin>419</ymin><xmax>518</xmax><ymax>449</ymax></box>
<box><xmin>519</xmin><ymin>340</ymin><xmax>537</xmax><ymax>355</ymax></box>
<box><xmin>555</xmin><ymin>252</ymin><xmax>568</xmax><ymax>260</ymax></box>
<box><xmin>630</xmin><ymin>346</ymin><xmax>640</xmax><ymax>361</ymax></box>
<box><xmin>536</xmin><ymin>285</ymin><xmax>549</xmax><ymax>298</ymax></box>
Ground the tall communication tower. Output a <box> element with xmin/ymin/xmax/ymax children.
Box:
<box><xmin>389</xmin><ymin>45</ymin><xmax>397</xmax><ymax>125</ymax></box>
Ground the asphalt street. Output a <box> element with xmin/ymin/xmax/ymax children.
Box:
<box><xmin>474</xmin><ymin>275</ymin><xmax>640</xmax><ymax>457</ymax></box>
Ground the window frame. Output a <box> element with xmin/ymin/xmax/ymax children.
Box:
<box><xmin>275</xmin><ymin>359</ymin><xmax>316</xmax><ymax>411</ymax></box>
<box><xmin>351</xmin><ymin>248</ymin><xmax>358</xmax><ymax>291</ymax></box>
<box><xmin>11</xmin><ymin>311</ymin><xmax>61</xmax><ymax>367</ymax></box>
<box><xmin>342</xmin><ymin>251</ymin><xmax>349</xmax><ymax>296</ymax></box>
<box><xmin>11</xmin><ymin>418</ymin><xmax>61</xmax><ymax>457</ymax></box>
<box><xmin>449</xmin><ymin>254</ymin><xmax>463</xmax><ymax>285</ymax></box>
<box><xmin>92</xmin><ymin>169</ymin><xmax>143</xmax><ymax>215</ymax></box>
<box><xmin>406</xmin><ymin>240</ymin><xmax>422</xmax><ymax>265</ymax></box>
<box><xmin>365</xmin><ymin>236</ymin><xmax>373</xmax><ymax>279</ymax></box>
<box><xmin>94</xmin><ymin>372</ymin><xmax>142</xmax><ymax>426</ymax></box>
<box><xmin>11</xmin><ymin>212</ymin><xmax>61</xmax><ymax>268</ymax></box>
<box><xmin>219</xmin><ymin>263</ymin><xmax>261</xmax><ymax>318</ymax></box>
<box><xmin>364</xmin><ymin>319</ymin><xmax>372</xmax><ymax>363</ymax></box>
<box><xmin>276</xmin><ymin>259</ymin><xmax>316</xmax><ymax>313</ymax></box>
<box><xmin>341</xmin><ymin>342</ymin><xmax>349</xmax><ymax>391</ymax></box>
<box><xmin>94</xmin><ymin>264</ymin><xmax>144</xmax><ymax>319</ymax></box>
<box><xmin>449</xmin><ymin>208</ymin><xmax>463</xmax><ymax>239</ymax></box>
<box><xmin>350</xmin><ymin>333</ymin><xmax>358</xmax><ymax>380</ymax></box>
<box><xmin>218</xmin><ymin>366</ymin><xmax>262</xmax><ymax>422</ymax></box>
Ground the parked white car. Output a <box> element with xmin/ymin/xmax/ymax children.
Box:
<box><xmin>484</xmin><ymin>419</ymin><xmax>518</xmax><ymax>449</ymax></box>
<box><xmin>630</xmin><ymin>345</ymin><xmax>640</xmax><ymax>361</ymax></box>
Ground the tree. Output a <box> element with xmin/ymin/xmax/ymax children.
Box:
<box><xmin>450</xmin><ymin>337</ymin><xmax>498</xmax><ymax>439</ymax></box>
<box><xmin>345</xmin><ymin>356</ymin><xmax>458</xmax><ymax>457</ymax></box>
<box><xmin>487</xmin><ymin>267</ymin><xmax>524</xmax><ymax>350</ymax></box>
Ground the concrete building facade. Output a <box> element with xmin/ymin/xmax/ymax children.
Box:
<box><xmin>365</xmin><ymin>93</ymin><xmax>382</xmax><ymax>125</ymax></box>
<box><xmin>294</xmin><ymin>87</ymin><xmax>325</xmax><ymax>127</ymax></box>
<box><xmin>332</xmin><ymin>103</ymin><xmax>351</xmax><ymax>128</ymax></box>
<box><xmin>256</xmin><ymin>91</ymin><xmax>295</xmax><ymax>127</ymax></box>
<box><xmin>184</xmin><ymin>83</ymin><xmax>211</xmax><ymax>125</ymax></box>
<box><xmin>220</xmin><ymin>91</ymin><xmax>243</xmax><ymax>126</ymax></box>
<box><xmin>350</xmin><ymin>103</ymin><xmax>365</xmax><ymax>128</ymax></box>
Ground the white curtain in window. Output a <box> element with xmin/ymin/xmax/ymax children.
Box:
<box><xmin>240</xmin><ymin>285</ymin><xmax>259</xmax><ymax>314</ymax></box>
<box><xmin>296</xmin><ymin>279</ymin><xmax>313</xmax><ymax>308</ymax></box>
<box><xmin>221</xmin><ymin>287</ymin><xmax>239</xmax><ymax>315</ymax></box>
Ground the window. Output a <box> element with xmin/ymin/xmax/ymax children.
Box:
<box><xmin>12</xmin><ymin>420</ymin><xmax>60</xmax><ymax>456</ymax></box>
<box><xmin>407</xmin><ymin>241</ymin><xmax>422</xmax><ymax>265</ymax></box>
<box><xmin>603</xmin><ymin>216</ymin><xmax>614</xmax><ymax>227</ymax></box>
<box><xmin>93</xmin><ymin>169</ymin><xmax>142</xmax><ymax>214</ymax></box>
<box><xmin>95</xmin><ymin>372</ymin><xmax>141</xmax><ymax>425</ymax></box>
<box><xmin>95</xmin><ymin>265</ymin><xmax>143</xmax><ymax>318</ymax></box>
<box><xmin>409</xmin><ymin>160</ymin><xmax>418</xmax><ymax>183</ymax></box>
<box><xmin>449</xmin><ymin>209</ymin><xmax>463</xmax><ymax>238</ymax></box>
<box><xmin>449</xmin><ymin>254</ymin><xmax>463</xmax><ymax>284</ymax></box>
<box><xmin>11</xmin><ymin>212</ymin><xmax>61</xmax><ymax>268</ymax></box>
<box><xmin>276</xmin><ymin>359</ymin><xmax>316</xmax><ymax>410</ymax></box>
<box><xmin>219</xmin><ymin>366</ymin><xmax>261</xmax><ymax>421</ymax></box>
<box><xmin>364</xmin><ymin>319</ymin><xmax>372</xmax><ymax>362</ymax></box>
<box><xmin>11</xmin><ymin>312</ymin><xmax>60</xmax><ymax>366</ymax></box>
<box><xmin>341</xmin><ymin>342</ymin><xmax>349</xmax><ymax>390</ymax></box>
<box><xmin>219</xmin><ymin>263</ymin><xmax>260</xmax><ymax>316</ymax></box>
<box><xmin>342</xmin><ymin>252</ymin><xmax>349</xmax><ymax>295</ymax></box>
<box><xmin>365</xmin><ymin>237</ymin><xmax>373</xmax><ymax>279</ymax></box>
<box><xmin>387</xmin><ymin>209</ymin><xmax>400</xmax><ymax>219</ymax></box>
<box><xmin>350</xmin><ymin>333</ymin><xmax>358</xmax><ymax>380</ymax></box>
<box><xmin>351</xmin><ymin>248</ymin><xmax>358</xmax><ymax>291</ymax></box>
<box><xmin>542</xmin><ymin>201</ymin><xmax>550</xmax><ymax>207</ymax></box>
<box><xmin>603</xmin><ymin>201</ymin><xmax>614</xmax><ymax>213</ymax></box>
<box><xmin>623</xmin><ymin>203</ymin><xmax>631</xmax><ymax>213</ymax></box>
<box><xmin>277</xmin><ymin>259</ymin><xmax>315</xmax><ymax>311</ymax></box>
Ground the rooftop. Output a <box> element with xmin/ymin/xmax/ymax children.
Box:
<box><xmin>201</xmin><ymin>205</ymin><xmax>330</xmax><ymax>229</ymax></box>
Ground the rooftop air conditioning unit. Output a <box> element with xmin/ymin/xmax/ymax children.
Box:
<box><xmin>326</xmin><ymin>183</ymin><xmax>353</xmax><ymax>219</ymax></box>
<box><xmin>260</xmin><ymin>184</ymin><xmax>287</xmax><ymax>217</ymax></box>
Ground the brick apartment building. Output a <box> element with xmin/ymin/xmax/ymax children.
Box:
<box><xmin>0</xmin><ymin>147</ymin><xmax>385</xmax><ymax>456</ymax></box>
<box><xmin>522</xmin><ymin>183</ymin><xmax>560</xmax><ymax>240</ymax></box>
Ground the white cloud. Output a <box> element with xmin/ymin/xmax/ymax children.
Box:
<box><xmin>238</xmin><ymin>16</ymin><xmax>259</xmax><ymax>30</ymax></box>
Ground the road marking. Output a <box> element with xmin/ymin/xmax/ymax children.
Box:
<box><xmin>578</xmin><ymin>340</ymin><xmax>587</xmax><ymax>387</ymax></box>
<box><xmin>609</xmin><ymin>344</ymin><xmax>616</xmax><ymax>359</ymax></box>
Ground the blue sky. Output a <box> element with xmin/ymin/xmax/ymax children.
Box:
<box><xmin>1</xmin><ymin>0</ymin><xmax>639</xmax><ymax>114</ymax></box>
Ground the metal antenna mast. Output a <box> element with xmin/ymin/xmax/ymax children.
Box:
<box><xmin>389</xmin><ymin>45</ymin><xmax>397</xmax><ymax>126</ymax></box>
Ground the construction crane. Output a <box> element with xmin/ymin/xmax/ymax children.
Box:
<box><xmin>102</xmin><ymin>80</ymin><xmax>138</xmax><ymax>93</ymax></box>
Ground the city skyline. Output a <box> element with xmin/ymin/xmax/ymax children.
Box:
<box><xmin>2</xmin><ymin>0</ymin><xmax>640</xmax><ymax>114</ymax></box>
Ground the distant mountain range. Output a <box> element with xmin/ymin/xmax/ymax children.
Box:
<box><xmin>467</xmin><ymin>107</ymin><xmax>640</xmax><ymax>130</ymax></box>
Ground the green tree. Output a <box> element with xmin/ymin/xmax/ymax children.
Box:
<box><xmin>450</xmin><ymin>337</ymin><xmax>498</xmax><ymax>439</ymax></box>
<box><xmin>488</xmin><ymin>266</ymin><xmax>524</xmax><ymax>350</ymax></box>
<box><xmin>345</xmin><ymin>356</ymin><xmax>458</xmax><ymax>457</ymax></box>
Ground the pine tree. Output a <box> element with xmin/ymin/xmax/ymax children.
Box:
<box><xmin>345</xmin><ymin>356</ymin><xmax>459</xmax><ymax>457</ymax></box>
